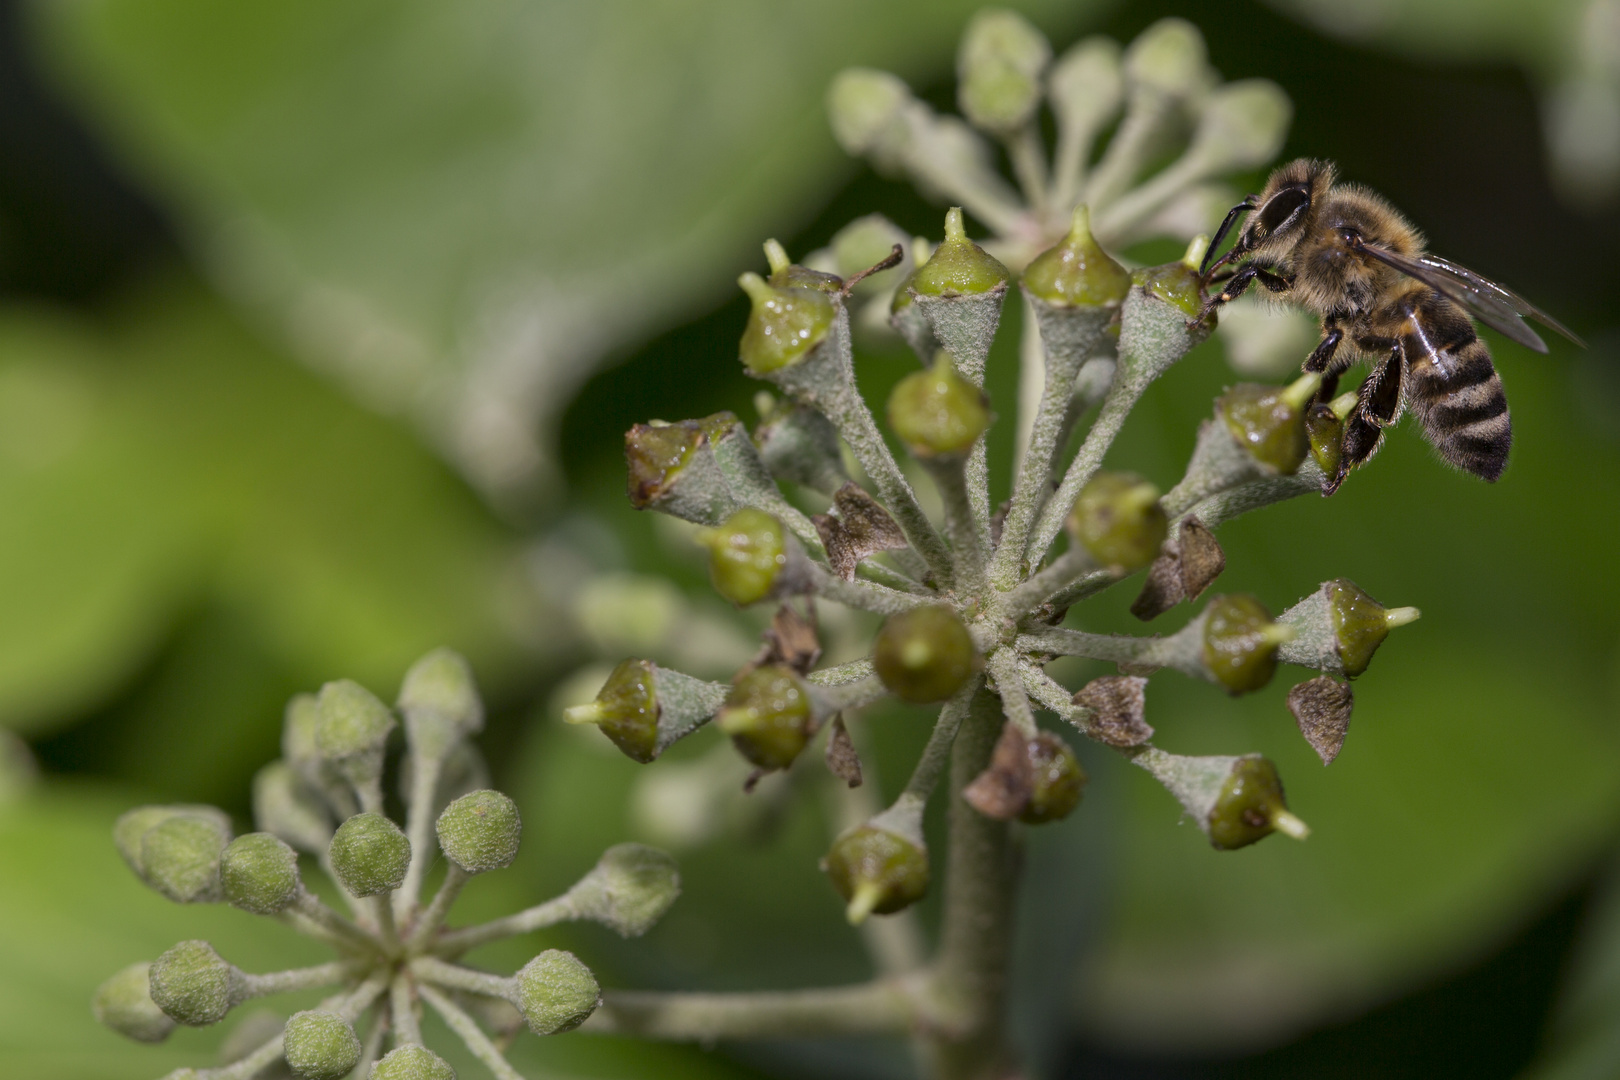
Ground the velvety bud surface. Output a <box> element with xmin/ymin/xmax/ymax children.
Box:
<box><xmin>283</xmin><ymin>1010</ymin><xmax>362</xmax><ymax>1080</ymax></box>
<box><xmin>716</xmin><ymin>664</ymin><xmax>812</xmax><ymax>771</ymax></box>
<box><xmin>220</xmin><ymin>833</ymin><xmax>301</xmax><ymax>914</ymax></box>
<box><xmin>1201</xmin><ymin>594</ymin><xmax>1286</xmax><ymax>694</ymax></box>
<box><xmin>824</xmin><ymin>824</ymin><xmax>929</xmax><ymax>922</ymax></box>
<box><xmin>370</xmin><ymin>1045</ymin><xmax>456</xmax><ymax>1080</ymax></box>
<box><xmin>149</xmin><ymin>941</ymin><xmax>238</xmax><ymax>1026</ymax></box>
<box><xmin>92</xmin><ymin>963</ymin><xmax>176</xmax><ymax>1043</ymax></box>
<box><xmin>328</xmin><ymin>812</ymin><xmax>410</xmax><ymax>897</ymax></box>
<box><xmin>696</xmin><ymin>508</ymin><xmax>787</xmax><ymax>606</ymax></box>
<box><xmin>140</xmin><ymin>814</ymin><xmax>231</xmax><ymax>904</ymax></box>
<box><xmin>887</xmin><ymin>354</ymin><xmax>991</xmax><ymax>457</ymax></box>
<box><xmin>570</xmin><ymin>842</ymin><xmax>682</xmax><ymax>937</ymax></box>
<box><xmin>872</xmin><ymin>606</ymin><xmax>978</xmax><ymax>703</ymax></box>
<box><xmin>436</xmin><ymin>789</ymin><xmax>521</xmax><ymax>873</ymax></box>
<box><xmin>1068</xmin><ymin>471</ymin><xmax>1168</xmax><ymax>572</ymax></box>
<box><xmin>514</xmin><ymin>950</ymin><xmax>601</xmax><ymax>1035</ymax></box>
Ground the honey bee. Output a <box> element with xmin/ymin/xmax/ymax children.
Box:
<box><xmin>1199</xmin><ymin>158</ymin><xmax>1582</xmax><ymax>493</ymax></box>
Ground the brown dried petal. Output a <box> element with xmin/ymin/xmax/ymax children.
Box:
<box><xmin>1177</xmin><ymin>516</ymin><xmax>1225</xmax><ymax>600</ymax></box>
<box><xmin>1288</xmin><ymin>676</ymin><xmax>1353</xmax><ymax>765</ymax></box>
<box><xmin>813</xmin><ymin>483</ymin><xmax>909</xmax><ymax>580</ymax></box>
<box><xmin>1131</xmin><ymin>549</ymin><xmax>1183</xmax><ymax>620</ymax></box>
<box><xmin>762</xmin><ymin>604</ymin><xmax>821</xmax><ymax>674</ymax></box>
<box><xmin>1073</xmin><ymin>676</ymin><xmax>1153</xmax><ymax>747</ymax></box>
<box><xmin>962</xmin><ymin>724</ymin><xmax>1034</xmax><ymax>821</ymax></box>
<box><xmin>824</xmin><ymin>716</ymin><xmax>863</xmax><ymax>788</ymax></box>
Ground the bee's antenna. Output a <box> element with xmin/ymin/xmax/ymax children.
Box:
<box><xmin>1201</xmin><ymin>200</ymin><xmax>1255</xmax><ymax>278</ymax></box>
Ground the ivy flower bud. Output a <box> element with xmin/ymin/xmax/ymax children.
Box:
<box><xmin>564</xmin><ymin>658</ymin><xmax>728</xmax><ymax>763</ymax></box>
<box><xmin>314</xmin><ymin>679</ymin><xmax>396</xmax><ymax>786</ymax></box>
<box><xmin>371</xmin><ymin>1045</ymin><xmax>456</xmax><ymax>1080</ymax></box>
<box><xmin>283</xmin><ymin>1010</ymin><xmax>362</xmax><ymax>1080</ymax></box>
<box><xmin>910</xmin><ymin>207</ymin><xmax>1011</xmax><ymax>300</ymax></box>
<box><xmin>1217</xmin><ymin>372</ymin><xmax>1323</xmax><ymax>475</ymax></box>
<box><xmin>1019</xmin><ymin>732</ymin><xmax>1087</xmax><ymax>824</ymax></box>
<box><xmin>251</xmin><ymin>762</ymin><xmax>332</xmax><ymax>852</ymax></box>
<box><xmin>872</xmin><ymin>605</ymin><xmax>979</xmax><ymax>703</ymax></box>
<box><xmin>1200</xmin><ymin>594</ymin><xmax>1293</xmax><ymax>694</ymax></box>
<box><xmin>513</xmin><ymin>950</ymin><xmax>601</xmax><ymax>1035</ymax></box>
<box><xmin>738</xmin><ymin>273</ymin><xmax>835</xmax><ymax>375</ymax></box>
<box><xmin>1068</xmin><ymin>471</ymin><xmax>1169</xmax><ymax>573</ymax></box>
<box><xmin>114</xmin><ymin>804</ymin><xmax>231</xmax><ymax>880</ymax></box>
<box><xmin>281</xmin><ymin>692</ymin><xmax>324</xmax><ymax>779</ymax></box>
<box><xmin>1186</xmin><ymin>79</ymin><xmax>1292</xmax><ymax>175</ymax></box>
<box><xmin>828</xmin><ymin>214</ymin><xmax>909</xmax><ymax>301</ymax></box>
<box><xmin>716</xmin><ymin>664</ymin><xmax>813</xmax><ymax>772</ymax></box>
<box><xmin>957</xmin><ymin>9</ymin><xmax>1051</xmax><ymax>135</ymax></box>
<box><xmin>1131</xmin><ymin>235</ymin><xmax>1210</xmax><ymax>319</ymax></box>
<box><xmin>149</xmin><ymin>941</ymin><xmax>244</xmax><ymax>1026</ymax></box>
<box><xmin>567</xmin><ymin>842</ymin><xmax>682</xmax><ymax>937</ymax></box>
<box><xmin>436</xmin><ymin>790</ymin><xmax>521</xmax><ymax>874</ymax></box>
<box><xmin>139</xmin><ymin>813</ymin><xmax>232</xmax><ymax>904</ymax></box>
<box><xmin>1207</xmin><ymin>755</ymin><xmax>1309</xmax><ymax>850</ymax></box>
<box><xmin>92</xmin><ymin>963</ymin><xmax>176</xmax><ymax>1043</ymax></box>
<box><xmin>763</xmin><ymin>239</ymin><xmax>843</xmax><ymax>294</ymax></box>
<box><xmin>1305</xmin><ymin>401</ymin><xmax>1343</xmax><ymax>477</ymax></box>
<box><xmin>219</xmin><ymin>833</ymin><xmax>301</xmax><ymax>915</ymax></box>
<box><xmin>824</xmin><ymin>821</ymin><xmax>929</xmax><ymax>924</ymax></box>
<box><xmin>1278</xmin><ymin>579</ymin><xmax>1420</xmax><ymax>679</ymax></box>
<box><xmin>827</xmin><ymin>68</ymin><xmax>914</xmax><ymax>169</ymax></box>
<box><xmin>753</xmin><ymin>398</ymin><xmax>847</xmax><ymax>495</ymax></box>
<box><xmin>1123</xmin><ymin>18</ymin><xmax>1212</xmax><ymax>101</ymax></box>
<box><xmin>694</xmin><ymin>507</ymin><xmax>788</xmax><ymax>606</ymax></box>
<box><xmin>1049</xmin><ymin>37</ymin><xmax>1123</xmax><ymax>151</ymax></box>
<box><xmin>1023</xmin><ymin>205</ymin><xmax>1132</xmax><ymax>309</ymax></box>
<box><xmin>328</xmin><ymin>812</ymin><xmax>410</xmax><ymax>897</ymax></box>
<box><xmin>397</xmin><ymin>648</ymin><xmax>484</xmax><ymax>761</ymax></box>
<box><xmin>887</xmin><ymin>353</ymin><xmax>991</xmax><ymax>457</ymax></box>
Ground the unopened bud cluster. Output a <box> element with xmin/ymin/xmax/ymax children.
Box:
<box><xmin>97</xmin><ymin>649</ymin><xmax>681</xmax><ymax>1080</ymax></box>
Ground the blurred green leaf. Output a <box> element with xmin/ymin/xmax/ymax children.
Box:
<box><xmin>0</xmin><ymin>275</ymin><xmax>522</xmax><ymax>751</ymax></box>
<box><xmin>26</xmin><ymin>0</ymin><xmax>1108</xmax><ymax>497</ymax></box>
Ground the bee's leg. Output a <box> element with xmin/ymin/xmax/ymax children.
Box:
<box><xmin>1325</xmin><ymin>346</ymin><xmax>1404</xmax><ymax>495</ymax></box>
<box><xmin>1303</xmin><ymin>325</ymin><xmax>1345</xmax><ymax>374</ymax></box>
<box><xmin>1193</xmin><ymin>262</ymin><xmax>1289</xmax><ymax>323</ymax></box>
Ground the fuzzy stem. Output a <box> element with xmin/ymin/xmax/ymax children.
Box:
<box><xmin>808</xmin><ymin>564</ymin><xmax>936</xmax><ymax>614</ymax></box>
<box><xmin>902</xmin><ymin>677</ymin><xmax>982</xmax><ymax>802</ymax></box>
<box><xmin>1016</xmin><ymin>628</ymin><xmax>1175</xmax><ymax>667</ymax></box>
<box><xmin>985</xmin><ymin>648</ymin><xmax>1037</xmax><ymax>737</ymax></box>
<box><xmin>1006</xmin><ymin>125</ymin><xmax>1050</xmax><ymax>214</ymax></box>
<box><xmin>409</xmin><ymin>865</ymin><xmax>471</xmax><ymax>948</ymax></box>
<box><xmin>395</xmin><ymin>752</ymin><xmax>444</xmax><ymax>920</ymax></box>
<box><xmin>418</xmin><ymin>983</ymin><xmax>525</xmax><ymax>1080</ymax></box>
<box><xmin>1014</xmin><ymin>294</ymin><xmax>1047</xmax><ymax>467</ymax></box>
<box><xmin>926</xmin><ymin>455</ymin><xmax>989</xmax><ymax>594</ymax></box>
<box><xmin>433</xmin><ymin>894</ymin><xmax>579</xmax><ymax>957</ymax></box>
<box><xmin>858</xmin><ymin>560</ymin><xmax>933</xmax><ymax>595</ymax></box>
<box><xmin>373</xmin><ymin>896</ymin><xmax>401</xmax><ymax>954</ymax></box>
<box><xmin>355</xmin><ymin>1006</ymin><xmax>389</xmax><ymax>1077</ymax></box>
<box><xmin>413</xmin><ymin>957</ymin><xmax>512</xmax><ymax>999</ymax></box>
<box><xmin>813</xmin><ymin>674</ymin><xmax>890</xmax><ymax>714</ymax></box>
<box><xmin>583</xmin><ymin>980</ymin><xmax>918</xmax><ymax>1040</ymax></box>
<box><xmin>1017</xmin><ymin>660</ymin><xmax>1090</xmax><ymax>731</ymax></box>
<box><xmin>1041</xmin><ymin>567</ymin><xmax>1119</xmax><ymax>611</ymax></box>
<box><xmin>808</xmin><ymin>658</ymin><xmax>876</xmax><ymax>686</ymax></box>
<box><xmin>240</xmin><ymin>960</ymin><xmax>353</xmax><ymax>998</ymax></box>
<box><xmin>390</xmin><ymin>972</ymin><xmax>423</xmax><ymax>1045</ymax></box>
<box><xmin>1000</xmin><ymin>544</ymin><xmax>1094</xmax><ymax>618</ymax></box>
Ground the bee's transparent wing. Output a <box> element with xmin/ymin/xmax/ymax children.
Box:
<box><xmin>1357</xmin><ymin>242</ymin><xmax>1583</xmax><ymax>353</ymax></box>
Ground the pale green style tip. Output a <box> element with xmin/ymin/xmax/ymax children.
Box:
<box><xmin>1181</xmin><ymin>233</ymin><xmax>1211</xmax><ymax>271</ymax></box>
<box><xmin>763</xmin><ymin>239</ymin><xmax>791</xmax><ymax>275</ymax></box>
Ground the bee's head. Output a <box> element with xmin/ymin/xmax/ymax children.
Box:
<box><xmin>1201</xmin><ymin>159</ymin><xmax>1333</xmax><ymax>278</ymax></box>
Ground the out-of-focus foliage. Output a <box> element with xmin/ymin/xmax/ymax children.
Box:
<box><xmin>26</xmin><ymin>0</ymin><xmax>1109</xmax><ymax>502</ymax></box>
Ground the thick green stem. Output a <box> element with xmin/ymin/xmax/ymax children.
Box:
<box><xmin>584</xmin><ymin>980</ymin><xmax>918</xmax><ymax>1040</ymax></box>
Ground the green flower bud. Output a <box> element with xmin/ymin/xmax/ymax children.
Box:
<box><xmin>753</xmin><ymin>398</ymin><xmax>847</xmax><ymax>495</ymax></box>
<box><xmin>564</xmin><ymin>659</ymin><xmax>728</xmax><ymax>764</ymax></box>
<box><xmin>738</xmin><ymin>272</ymin><xmax>836</xmax><ymax>375</ymax></box>
<box><xmin>1187</xmin><ymin>79</ymin><xmax>1292</xmax><ymax>174</ymax></box>
<box><xmin>220</xmin><ymin>833</ymin><xmax>301</xmax><ymax>915</ymax></box>
<box><xmin>1277</xmin><ymin>579</ymin><xmax>1420</xmax><ymax>679</ymax></box>
<box><xmin>371</xmin><ymin>1045</ymin><xmax>456</xmax><ymax>1080</ymax></box>
<box><xmin>909</xmin><ymin>208</ymin><xmax>1010</xmax><ymax>298</ymax></box>
<box><xmin>398</xmin><ymin>648</ymin><xmax>484</xmax><ymax>761</ymax></box>
<box><xmin>1217</xmin><ymin>372</ymin><xmax>1323</xmax><ymax>475</ymax></box>
<box><xmin>887</xmin><ymin>353</ymin><xmax>991</xmax><ymax>457</ymax></box>
<box><xmin>695</xmin><ymin>507</ymin><xmax>788</xmax><ymax>606</ymax></box>
<box><xmin>957</xmin><ymin>9</ymin><xmax>1050</xmax><ymax>135</ymax></box>
<box><xmin>1131</xmin><ymin>235</ymin><xmax>1210</xmax><ymax>319</ymax></box>
<box><xmin>1201</xmin><ymin>594</ymin><xmax>1294</xmax><ymax>694</ymax></box>
<box><xmin>281</xmin><ymin>693</ymin><xmax>323</xmax><ymax>776</ymax></box>
<box><xmin>436</xmin><ymin>789</ymin><xmax>521</xmax><ymax>874</ymax></box>
<box><xmin>114</xmin><ymin>804</ymin><xmax>230</xmax><ymax>879</ymax></box>
<box><xmin>568</xmin><ymin>843</ymin><xmax>682</xmax><ymax>938</ymax></box>
<box><xmin>149</xmin><ymin>941</ymin><xmax>243</xmax><ymax>1026</ymax></box>
<box><xmin>764</xmin><ymin>238</ymin><xmax>843</xmax><ymax>294</ymax></box>
<box><xmin>1067</xmin><ymin>471</ymin><xmax>1168</xmax><ymax>573</ymax></box>
<box><xmin>872</xmin><ymin>606</ymin><xmax>978</xmax><ymax>704</ymax></box>
<box><xmin>828</xmin><ymin>215</ymin><xmax>909</xmax><ymax>301</ymax></box>
<box><xmin>1019</xmin><ymin>732</ymin><xmax>1087</xmax><ymax>825</ymax></box>
<box><xmin>513</xmin><ymin>950</ymin><xmax>601</xmax><ymax>1036</ymax></box>
<box><xmin>314</xmin><ymin>679</ymin><xmax>396</xmax><ymax>785</ymax></box>
<box><xmin>888</xmin><ymin>236</ymin><xmax>933</xmax><ymax>316</ymax></box>
<box><xmin>824</xmin><ymin>823</ymin><xmax>929</xmax><ymax>923</ymax></box>
<box><xmin>1023</xmin><ymin>205</ymin><xmax>1132</xmax><ymax>309</ymax></box>
<box><xmin>251</xmin><ymin>762</ymin><xmax>333</xmax><ymax>852</ymax></box>
<box><xmin>1208</xmin><ymin>755</ymin><xmax>1309</xmax><ymax>850</ymax></box>
<box><xmin>827</xmin><ymin>68</ymin><xmax>914</xmax><ymax>167</ymax></box>
<box><xmin>283</xmin><ymin>1010</ymin><xmax>362</xmax><ymax>1080</ymax></box>
<box><xmin>716</xmin><ymin>664</ymin><xmax>813</xmax><ymax>772</ymax></box>
<box><xmin>1305</xmin><ymin>401</ymin><xmax>1343</xmax><ymax>477</ymax></box>
<box><xmin>1123</xmin><ymin>18</ymin><xmax>1211</xmax><ymax>99</ymax></box>
<box><xmin>1049</xmin><ymin>37</ymin><xmax>1123</xmax><ymax>146</ymax></box>
<box><xmin>328</xmin><ymin>812</ymin><xmax>410</xmax><ymax>897</ymax></box>
<box><xmin>139</xmin><ymin>814</ymin><xmax>232</xmax><ymax>904</ymax></box>
<box><xmin>92</xmin><ymin>963</ymin><xmax>176</xmax><ymax>1043</ymax></box>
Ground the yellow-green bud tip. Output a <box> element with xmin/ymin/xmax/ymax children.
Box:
<box><xmin>944</xmin><ymin>206</ymin><xmax>967</xmax><ymax>242</ymax></box>
<box><xmin>738</xmin><ymin>271</ymin><xmax>773</xmax><ymax>305</ymax></box>
<box><xmin>1281</xmin><ymin>371</ymin><xmax>1324</xmax><ymax>411</ymax></box>
<box><xmin>1272</xmin><ymin>809</ymin><xmax>1311</xmax><ymax>841</ymax></box>
<box><xmin>1181</xmin><ymin>234</ymin><xmax>1211</xmax><ymax>271</ymax></box>
<box><xmin>763</xmin><ymin>239</ymin><xmax>791</xmax><ymax>276</ymax></box>
<box><xmin>1068</xmin><ymin>203</ymin><xmax>1093</xmax><ymax>243</ymax></box>
<box><xmin>1328</xmin><ymin>391</ymin><xmax>1358</xmax><ymax>420</ymax></box>
<box><xmin>846</xmin><ymin>881</ymin><xmax>885</xmax><ymax>925</ymax></box>
<box><xmin>563</xmin><ymin>702</ymin><xmax>605</xmax><ymax>726</ymax></box>
<box><xmin>1384</xmin><ymin>606</ymin><xmax>1421</xmax><ymax>628</ymax></box>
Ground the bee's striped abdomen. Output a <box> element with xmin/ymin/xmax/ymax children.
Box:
<box><xmin>1403</xmin><ymin>293</ymin><xmax>1511</xmax><ymax>480</ymax></box>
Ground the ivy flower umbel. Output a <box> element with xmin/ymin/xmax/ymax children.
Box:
<box><xmin>95</xmin><ymin>649</ymin><xmax>682</xmax><ymax>1080</ymax></box>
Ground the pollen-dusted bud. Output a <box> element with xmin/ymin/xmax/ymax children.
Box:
<box><xmin>957</xmin><ymin>9</ymin><xmax>1050</xmax><ymax>135</ymax></box>
<box><xmin>371</xmin><ymin>1045</ymin><xmax>456</xmax><ymax>1080</ymax></box>
<box><xmin>738</xmin><ymin>272</ymin><xmax>836</xmax><ymax>375</ymax></box>
<box><xmin>1131</xmin><ymin>235</ymin><xmax>1210</xmax><ymax>320</ymax></box>
<box><xmin>513</xmin><ymin>950</ymin><xmax>601</xmax><ymax>1036</ymax></box>
<box><xmin>695</xmin><ymin>507</ymin><xmax>789</xmax><ymax>607</ymax></box>
<box><xmin>283</xmin><ymin>1010</ymin><xmax>362</xmax><ymax>1080</ymax></box>
<box><xmin>92</xmin><ymin>963</ymin><xmax>176</xmax><ymax>1043</ymax></box>
<box><xmin>220</xmin><ymin>833</ymin><xmax>301</xmax><ymax>915</ymax></box>
<box><xmin>314</xmin><ymin>679</ymin><xmax>395</xmax><ymax>786</ymax></box>
<box><xmin>824</xmin><ymin>817</ymin><xmax>929</xmax><ymax>924</ymax></box>
<box><xmin>398</xmin><ymin>648</ymin><xmax>484</xmax><ymax>761</ymax></box>
<box><xmin>1217</xmin><ymin>371</ymin><xmax>1323</xmax><ymax>475</ymax></box>
<box><xmin>1277</xmin><ymin>578</ymin><xmax>1420</xmax><ymax>679</ymax></box>
<box><xmin>1068</xmin><ymin>471</ymin><xmax>1169</xmax><ymax>573</ymax></box>
<box><xmin>328</xmin><ymin>812</ymin><xmax>410</xmax><ymax>897</ymax></box>
<box><xmin>252</xmin><ymin>762</ymin><xmax>332</xmax><ymax>853</ymax></box>
<box><xmin>139</xmin><ymin>813</ymin><xmax>232</xmax><ymax>904</ymax></box>
<box><xmin>114</xmin><ymin>804</ymin><xmax>231</xmax><ymax>880</ymax></box>
<box><xmin>715</xmin><ymin>664</ymin><xmax>814</xmax><ymax>772</ymax></box>
<box><xmin>149</xmin><ymin>941</ymin><xmax>244</xmax><ymax>1026</ymax></box>
<box><xmin>564</xmin><ymin>659</ymin><xmax>728</xmax><ymax>763</ymax></box>
<box><xmin>827</xmin><ymin>68</ymin><xmax>914</xmax><ymax>170</ymax></box>
<box><xmin>1200</xmin><ymin>594</ymin><xmax>1293</xmax><ymax>694</ymax></box>
<box><xmin>436</xmin><ymin>790</ymin><xmax>521</xmax><ymax>874</ymax></box>
<box><xmin>887</xmin><ymin>353</ymin><xmax>991</xmax><ymax>457</ymax></box>
<box><xmin>567</xmin><ymin>842</ymin><xmax>682</xmax><ymax>938</ymax></box>
<box><xmin>1207</xmin><ymin>755</ymin><xmax>1309</xmax><ymax>850</ymax></box>
<box><xmin>1023</xmin><ymin>205</ymin><xmax>1132</xmax><ymax>310</ymax></box>
<box><xmin>1019</xmin><ymin>732</ymin><xmax>1088</xmax><ymax>824</ymax></box>
<box><xmin>872</xmin><ymin>605</ymin><xmax>979</xmax><ymax>703</ymax></box>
